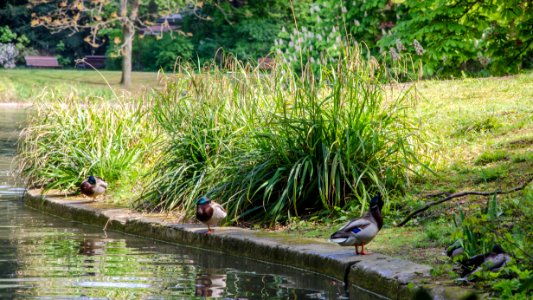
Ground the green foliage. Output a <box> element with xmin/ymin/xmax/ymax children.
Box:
<box><xmin>232</xmin><ymin>19</ymin><xmax>280</xmax><ymax>60</ymax></box>
<box><xmin>273</xmin><ymin>0</ymin><xmax>409</xmax><ymax>73</ymax></box>
<box><xmin>0</xmin><ymin>25</ymin><xmax>18</xmax><ymax>43</ymax></box>
<box><xmin>136</xmin><ymin>33</ymin><xmax>193</xmax><ymax>71</ymax></box>
<box><xmin>182</xmin><ymin>0</ymin><xmax>293</xmax><ymax>63</ymax></box>
<box><xmin>3</xmin><ymin>0</ymin><xmax>530</xmax><ymax>75</ymax></box>
<box><xmin>342</xmin><ymin>0</ymin><xmax>404</xmax><ymax>50</ymax></box>
<box><xmin>452</xmin><ymin>196</ymin><xmax>502</xmax><ymax>258</ymax></box>
<box><xmin>56</xmin><ymin>54</ymin><xmax>71</xmax><ymax>67</ymax></box>
<box><xmin>273</xmin><ymin>0</ymin><xmax>532</xmax><ymax>77</ymax></box>
<box><xmin>16</xmin><ymin>92</ymin><xmax>159</xmax><ymax>199</ymax></box>
<box><xmin>103</xmin><ymin>28</ymin><xmax>194</xmax><ymax>71</ymax></box>
<box><xmin>274</xmin><ymin>2</ymin><xmax>342</xmax><ymax>72</ymax></box>
<box><xmin>429</xmin><ymin>264</ymin><xmax>454</xmax><ymax>277</ymax></box>
<box><xmin>492</xmin><ymin>265</ymin><xmax>532</xmax><ymax>299</ymax></box>
<box><xmin>378</xmin><ymin>0</ymin><xmax>533</xmax><ymax>76</ymax></box>
<box><xmin>139</xmin><ymin>47</ymin><xmax>429</xmax><ymax>224</ymax></box>
<box><xmin>1</xmin><ymin>2</ymin><xmax>92</xmax><ymax>67</ymax></box>
<box><xmin>0</xmin><ymin>25</ymin><xmax>31</xmax><ymax>60</ymax></box>
<box><xmin>138</xmin><ymin>72</ymin><xmax>241</xmax><ymax>212</ymax></box>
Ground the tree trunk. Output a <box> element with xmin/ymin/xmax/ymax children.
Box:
<box><xmin>119</xmin><ymin>0</ymin><xmax>140</xmax><ymax>88</ymax></box>
<box><xmin>120</xmin><ymin>24</ymin><xmax>133</xmax><ymax>88</ymax></box>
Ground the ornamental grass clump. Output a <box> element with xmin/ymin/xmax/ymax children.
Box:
<box><xmin>140</xmin><ymin>46</ymin><xmax>428</xmax><ymax>224</ymax></box>
<box><xmin>17</xmin><ymin>92</ymin><xmax>157</xmax><ymax>197</ymax></box>
<box><xmin>138</xmin><ymin>63</ymin><xmax>264</xmax><ymax>212</ymax></box>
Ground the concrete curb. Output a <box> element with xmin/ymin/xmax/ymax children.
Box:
<box><xmin>24</xmin><ymin>190</ymin><xmax>476</xmax><ymax>300</ymax></box>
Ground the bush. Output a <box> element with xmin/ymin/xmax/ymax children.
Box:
<box><xmin>138</xmin><ymin>46</ymin><xmax>429</xmax><ymax>224</ymax></box>
<box><xmin>17</xmin><ymin>92</ymin><xmax>159</xmax><ymax>199</ymax></box>
<box><xmin>136</xmin><ymin>33</ymin><xmax>193</xmax><ymax>71</ymax></box>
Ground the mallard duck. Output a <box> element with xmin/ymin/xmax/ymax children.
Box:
<box><xmin>330</xmin><ymin>194</ymin><xmax>384</xmax><ymax>255</ymax></box>
<box><xmin>460</xmin><ymin>245</ymin><xmax>511</xmax><ymax>278</ymax></box>
<box><xmin>80</xmin><ymin>175</ymin><xmax>108</xmax><ymax>201</ymax></box>
<box><xmin>196</xmin><ymin>197</ymin><xmax>227</xmax><ymax>234</ymax></box>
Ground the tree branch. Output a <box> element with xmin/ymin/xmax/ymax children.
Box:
<box><xmin>397</xmin><ymin>177</ymin><xmax>533</xmax><ymax>227</ymax></box>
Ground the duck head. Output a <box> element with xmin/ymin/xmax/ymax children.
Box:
<box><xmin>196</xmin><ymin>196</ymin><xmax>211</xmax><ymax>206</ymax></box>
<box><xmin>88</xmin><ymin>175</ymin><xmax>97</xmax><ymax>185</ymax></box>
<box><xmin>491</xmin><ymin>244</ymin><xmax>505</xmax><ymax>254</ymax></box>
<box><xmin>369</xmin><ymin>193</ymin><xmax>384</xmax><ymax>211</ymax></box>
<box><xmin>369</xmin><ymin>193</ymin><xmax>384</xmax><ymax>229</ymax></box>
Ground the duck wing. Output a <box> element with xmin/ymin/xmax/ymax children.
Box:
<box><xmin>96</xmin><ymin>177</ymin><xmax>108</xmax><ymax>188</ymax></box>
<box><xmin>330</xmin><ymin>217</ymin><xmax>372</xmax><ymax>239</ymax></box>
<box><xmin>483</xmin><ymin>253</ymin><xmax>511</xmax><ymax>271</ymax></box>
<box><xmin>202</xmin><ymin>201</ymin><xmax>226</xmax><ymax>226</ymax></box>
<box><xmin>211</xmin><ymin>202</ymin><xmax>227</xmax><ymax>219</ymax></box>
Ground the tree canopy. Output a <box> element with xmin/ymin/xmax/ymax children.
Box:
<box><xmin>1</xmin><ymin>0</ymin><xmax>531</xmax><ymax>78</ymax></box>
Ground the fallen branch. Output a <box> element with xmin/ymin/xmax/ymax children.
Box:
<box><xmin>423</xmin><ymin>191</ymin><xmax>452</xmax><ymax>199</ymax></box>
<box><xmin>397</xmin><ymin>177</ymin><xmax>533</xmax><ymax>227</ymax></box>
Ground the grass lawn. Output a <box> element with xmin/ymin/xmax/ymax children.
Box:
<box><xmin>0</xmin><ymin>68</ymin><xmax>162</xmax><ymax>102</ymax></box>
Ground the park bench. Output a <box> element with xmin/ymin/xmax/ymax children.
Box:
<box><xmin>24</xmin><ymin>56</ymin><xmax>60</xmax><ymax>68</ymax></box>
<box><xmin>76</xmin><ymin>55</ymin><xmax>106</xmax><ymax>69</ymax></box>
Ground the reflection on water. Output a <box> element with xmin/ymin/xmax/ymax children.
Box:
<box><xmin>0</xmin><ymin>192</ymin><xmax>348</xmax><ymax>299</ymax></box>
<box><xmin>0</xmin><ymin>107</ymin><xmax>349</xmax><ymax>299</ymax></box>
<box><xmin>0</xmin><ymin>106</ymin><xmax>28</xmax><ymax>196</ymax></box>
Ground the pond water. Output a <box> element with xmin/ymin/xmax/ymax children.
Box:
<box><xmin>0</xmin><ymin>107</ymin><xmax>349</xmax><ymax>299</ymax></box>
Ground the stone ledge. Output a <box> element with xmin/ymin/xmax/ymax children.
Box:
<box><xmin>24</xmin><ymin>189</ymin><xmax>477</xmax><ymax>300</ymax></box>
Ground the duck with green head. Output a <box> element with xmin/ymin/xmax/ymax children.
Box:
<box><xmin>330</xmin><ymin>194</ymin><xmax>384</xmax><ymax>255</ymax></box>
<box><xmin>196</xmin><ymin>197</ymin><xmax>227</xmax><ymax>234</ymax></box>
<box><xmin>80</xmin><ymin>175</ymin><xmax>108</xmax><ymax>201</ymax></box>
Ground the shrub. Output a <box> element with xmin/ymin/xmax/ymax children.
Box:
<box><xmin>137</xmin><ymin>33</ymin><xmax>194</xmax><ymax>71</ymax></box>
<box><xmin>17</xmin><ymin>92</ymin><xmax>158</xmax><ymax>199</ymax></box>
<box><xmin>139</xmin><ymin>46</ymin><xmax>429</xmax><ymax>224</ymax></box>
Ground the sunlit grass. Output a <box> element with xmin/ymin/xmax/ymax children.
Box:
<box><xmin>414</xmin><ymin>73</ymin><xmax>533</xmax><ymax>172</ymax></box>
<box><xmin>0</xmin><ymin>68</ymin><xmax>162</xmax><ymax>102</ymax></box>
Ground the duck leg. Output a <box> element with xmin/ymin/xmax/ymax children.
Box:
<box><xmin>355</xmin><ymin>245</ymin><xmax>359</xmax><ymax>255</ymax></box>
<box><xmin>359</xmin><ymin>244</ymin><xmax>368</xmax><ymax>255</ymax></box>
<box><xmin>207</xmin><ymin>225</ymin><xmax>213</xmax><ymax>234</ymax></box>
